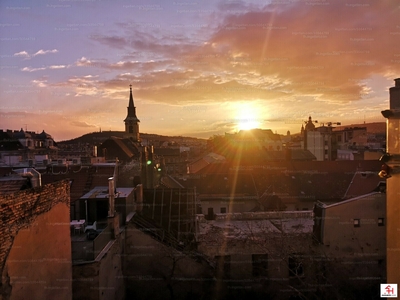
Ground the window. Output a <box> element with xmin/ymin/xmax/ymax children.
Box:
<box><xmin>378</xmin><ymin>218</ymin><xmax>384</xmax><ymax>226</ymax></box>
<box><xmin>252</xmin><ymin>254</ymin><xmax>268</xmax><ymax>277</ymax></box>
<box><xmin>208</xmin><ymin>207</ymin><xmax>214</xmax><ymax>216</ymax></box>
<box><xmin>354</xmin><ymin>219</ymin><xmax>360</xmax><ymax>227</ymax></box>
<box><xmin>206</xmin><ymin>207</ymin><xmax>215</xmax><ymax>220</ymax></box>
<box><xmin>220</xmin><ymin>207</ymin><xmax>226</xmax><ymax>214</ymax></box>
<box><xmin>289</xmin><ymin>254</ymin><xmax>304</xmax><ymax>278</ymax></box>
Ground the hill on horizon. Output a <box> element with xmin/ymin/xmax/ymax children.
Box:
<box><xmin>333</xmin><ymin>121</ymin><xmax>386</xmax><ymax>133</ymax></box>
<box><xmin>57</xmin><ymin>131</ymin><xmax>206</xmax><ymax>145</ymax></box>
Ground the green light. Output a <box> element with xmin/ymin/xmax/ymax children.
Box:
<box><xmin>146</xmin><ymin>160</ymin><xmax>152</xmax><ymax>165</ymax></box>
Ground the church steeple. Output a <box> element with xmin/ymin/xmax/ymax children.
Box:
<box><xmin>124</xmin><ymin>85</ymin><xmax>140</xmax><ymax>142</ymax></box>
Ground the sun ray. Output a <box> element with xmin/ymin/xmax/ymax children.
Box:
<box><xmin>234</xmin><ymin>102</ymin><xmax>262</xmax><ymax>131</ymax></box>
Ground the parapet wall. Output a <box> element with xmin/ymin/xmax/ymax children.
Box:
<box><xmin>197</xmin><ymin>210</ymin><xmax>313</xmax><ymax>222</ymax></box>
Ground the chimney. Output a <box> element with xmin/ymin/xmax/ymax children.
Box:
<box><xmin>135</xmin><ymin>184</ymin><xmax>143</xmax><ymax>213</ymax></box>
<box><xmin>390</xmin><ymin>78</ymin><xmax>400</xmax><ymax>109</ymax></box>
<box><xmin>108</xmin><ymin>177</ymin><xmax>115</xmax><ymax>217</ymax></box>
<box><xmin>13</xmin><ymin>168</ymin><xmax>42</xmax><ymax>188</ymax></box>
<box><xmin>113</xmin><ymin>158</ymin><xmax>118</xmax><ymax>193</ymax></box>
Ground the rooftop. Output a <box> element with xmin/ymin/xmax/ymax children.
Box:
<box><xmin>318</xmin><ymin>191</ymin><xmax>384</xmax><ymax>209</ymax></box>
<box><xmin>0</xmin><ymin>176</ymin><xmax>29</xmax><ymax>194</ymax></box>
<box><xmin>198</xmin><ymin>211</ymin><xmax>313</xmax><ymax>239</ymax></box>
<box><xmin>80</xmin><ymin>186</ymin><xmax>135</xmax><ymax>199</ymax></box>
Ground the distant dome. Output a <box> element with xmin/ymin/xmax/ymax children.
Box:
<box><xmin>305</xmin><ymin>116</ymin><xmax>316</xmax><ymax>131</ymax></box>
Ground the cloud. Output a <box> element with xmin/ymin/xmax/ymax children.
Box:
<box><xmin>70</xmin><ymin>121</ymin><xmax>97</xmax><ymax>128</ymax></box>
<box><xmin>48</xmin><ymin>65</ymin><xmax>66</xmax><ymax>69</ymax></box>
<box><xmin>13</xmin><ymin>51</ymin><xmax>30</xmax><ymax>58</ymax></box>
<box><xmin>32</xmin><ymin>79</ymin><xmax>47</xmax><ymax>87</ymax></box>
<box><xmin>75</xmin><ymin>56</ymin><xmax>107</xmax><ymax>68</ymax></box>
<box><xmin>33</xmin><ymin>49</ymin><xmax>58</xmax><ymax>56</ymax></box>
<box><xmin>21</xmin><ymin>66</ymin><xmax>47</xmax><ymax>72</ymax></box>
<box><xmin>21</xmin><ymin>65</ymin><xmax>67</xmax><ymax>72</ymax></box>
<box><xmin>13</xmin><ymin>49</ymin><xmax>59</xmax><ymax>59</ymax></box>
<box><xmin>89</xmin><ymin>35</ymin><xmax>128</xmax><ymax>49</ymax></box>
<box><xmin>204</xmin><ymin>1</ymin><xmax>400</xmax><ymax>100</ymax></box>
<box><xmin>73</xmin><ymin>1</ymin><xmax>398</xmax><ymax>109</ymax></box>
<box><xmin>43</xmin><ymin>0</ymin><xmax>399</xmax><ymax>135</ymax></box>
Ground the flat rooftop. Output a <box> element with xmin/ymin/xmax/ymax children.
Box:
<box><xmin>80</xmin><ymin>186</ymin><xmax>135</xmax><ymax>199</ymax></box>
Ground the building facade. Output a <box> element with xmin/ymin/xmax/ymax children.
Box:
<box><xmin>381</xmin><ymin>78</ymin><xmax>400</xmax><ymax>284</ymax></box>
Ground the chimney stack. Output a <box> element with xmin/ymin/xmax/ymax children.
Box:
<box><xmin>108</xmin><ymin>177</ymin><xmax>115</xmax><ymax>217</ymax></box>
<box><xmin>390</xmin><ymin>78</ymin><xmax>400</xmax><ymax>109</ymax></box>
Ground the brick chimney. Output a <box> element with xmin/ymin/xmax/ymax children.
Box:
<box><xmin>108</xmin><ymin>177</ymin><xmax>115</xmax><ymax>217</ymax></box>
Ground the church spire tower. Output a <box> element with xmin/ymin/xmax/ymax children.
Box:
<box><xmin>124</xmin><ymin>85</ymin><xmax>140</xmax><ymax>142</ymax></box>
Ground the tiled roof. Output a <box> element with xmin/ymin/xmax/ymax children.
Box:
<box><xmin>0</xmin><ymin>167</ymin><xmax>13</xmax><ymax>177</ymax></box>
<box><xmin>98</xmin><ymin>136</ymin><xmax>140</xmax><ymax>161</ymax></box>
<box><xmin>188</xmin><ymin>152</ymin><xmax>226</xmax><ymax>174</ymax></box>
<box><xmin>343</xmin><ymin>171</ymin><xmax>385</xmax><ymax>199</ymax></box>
<box><xmin>0</xmin><ymin>177</ymin><xmax>29</xmax><ymax>194</ymax></box>
<box><xmin>154</xmin><ymin>148</ymin><xmax>181</xmax><ymax>156</ymax></box>
<box><xmin>0</xmin><ymin>131</ymin><xmax>24</xmax><ymax>151</ymax></box>
<box><xmin>110</xmin><ymin>137</ymin><xmax>136</xmax><ymax>158</ymax></box>
<box><xmin>178</xmin><ymin>160</ymin><xmax>383</xmax><ymax>203</ymax></box>
<box><xmin>41</xmin><ymin>165</ymin><xmax>115</xmax><ymax>203</ymax></box>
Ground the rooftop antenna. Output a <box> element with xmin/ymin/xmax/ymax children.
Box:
<box><xmin>23</xmin><ymin>124</ymin><xmax>28</xmax><ymax>131</ymax></box>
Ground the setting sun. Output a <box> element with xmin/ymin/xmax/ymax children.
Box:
<box><xmin>234</xmin><ymin>102</ymin><xmax>261</xmax><ymax>131</ymax></box>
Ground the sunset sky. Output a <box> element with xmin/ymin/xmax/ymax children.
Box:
<box><xmin>0</xmin><ymin>0</ymin><xmax>399</xmax><ymax>141</ymax></box>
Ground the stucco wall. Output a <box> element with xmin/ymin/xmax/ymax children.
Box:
<box><xmin>322</xmin><ymin>193</ymin><xmax>386</xmax><ymax>255</ymax></box>
<box><xmin>124</xmin><ymin>221</ymin><xmax>214</xmax><ymax>300</ymax></box>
